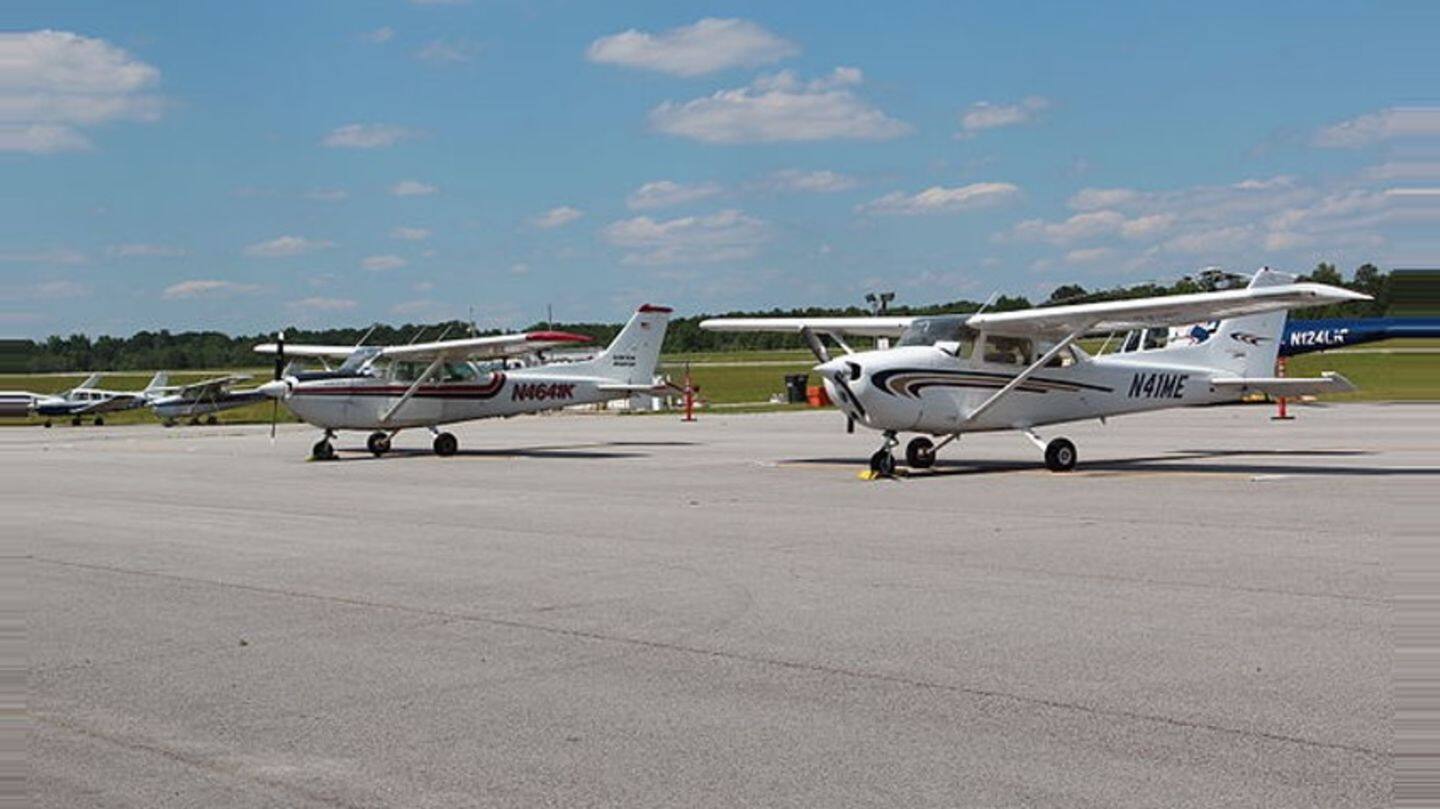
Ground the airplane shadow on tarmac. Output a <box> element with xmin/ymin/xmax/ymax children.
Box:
<box><xmin>783</xmin><ymin>448</ymin><xmax>1440</xmax><ymax>479</ymax></box>
<box><xmin>326</xmin><ymin>440</ymin><xmax>698</xmax><ymax>462</ymax></box>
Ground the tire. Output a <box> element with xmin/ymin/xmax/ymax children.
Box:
<box><xmin>905</xmin><ymin>437</ymin><xmax>936</xmax><ymax>469</ymax></box>
<box><xmin>433</xmin><ymin>432</ymin><xmax>458</xmax><ymax>457</ymax></box>
<box><xmin>93</xmin><ymin>417</ymin><xmax>104</xmax><ymax>426</ymax></box>
<box><xmin>1044</xmin><ymin>438</ymin><xmax>1077</xmax><ymax>472</ymax></box>
<box><xmin>44</xmin><ymin>420</ymin><xmax>52</xmax><ymax>428</ymax></box>
<box><xmin>311</xmin><ymin>439</ymin><xmax>336</xmax><ymax>461</ymax></box>
<box><xmin>207</xmin><ymin>415</ymin><xmax>218</xmax><ymax>425</ymax></box>
<box><xmin>71</xmin><ymin>417</ymin><xmax>82</xmax><ymax>427</ymax></box>
<box><xmin>869</xmin><ymin>449</ymin><xmax>896</xmax><ymax>476</ymax></box>
<box><xmin>367</xmin><ymin>431</ymin><xmax>391</xmax><ymax>457</ymax></box>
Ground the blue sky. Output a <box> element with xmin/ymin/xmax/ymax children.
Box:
<box><xmin>2</xmin><ymin>0</ymin><xmax>1437</xmax><ymax>337</ymax></box>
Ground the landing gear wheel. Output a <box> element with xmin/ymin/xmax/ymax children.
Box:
<box><xmin>93</xmin><ymin>416</ymin><xmax>104</xmax><ymax>426</ymax></box>
<box><xmin>433</xmin><ymin>432</ymin><xmax>458</xmax><ymax>457</ymax></box>
<box><xmin>44</xmin><ymin>419</ymin><xmax>52</xmax><ymax>428</ymax></box>
<box><xmin>311</xmin><ymin>439</ymin><xmax>336</xmax><ymax>461</ymax></box>
<box><xmin>206</xmin><ymin>415</ymin><xmax>218</xmax><ymax>425</ymax></box>
<box><xmin>869</xmin><ymin>449</ymin><xmax>896</xmax><ymax>477</ymax></box>
<box><xmin>905</xmin><ymin>437</ymin><xmax>936</xmax><ymax>469</ymax></box>
<box><xmin>163</xmin><ymin>420</ymin><xmax>176</xmax><ymax>428</ymax></box>
<box><xmin>1044</xmin><ymin>438</ymin><xmax>1077</xmax><ymax>472</ymax></box>
<box><xmin>367</xmin><ymin>431</ymin><xmax>392</xmax><ymax>457</ymax></box>
<box><xmin>71</xmin><ymin>417</ymin><xmax>82</xmax><ymax>427</ymax></box>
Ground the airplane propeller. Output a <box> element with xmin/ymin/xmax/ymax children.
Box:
<box><xmin>269</xmin><ymin>331</ymin><xmax>284</xmax><ymax>441</ymax></box>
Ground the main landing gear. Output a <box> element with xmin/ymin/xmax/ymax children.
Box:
<box><xmin>431</xmin><ymin>430</ymin><xmax>458</xmax><ymax>457</ymax></box>
<box><xmin>366</xmin><ymin>431</ymin><xmax>393</xmax><ymax>457</ymax></box>
<box><xmin>1023</xmin><ymin>429</ymin><xmax>1077</xmax><ymax>472</ymax></box>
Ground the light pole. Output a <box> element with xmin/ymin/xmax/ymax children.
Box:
<box><xmin>865</xmin><ymin>291</ymin><xmax>895</xmax><ymax>349</ymax></box>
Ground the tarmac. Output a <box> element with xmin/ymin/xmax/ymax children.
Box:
<box><xmin>12</xmin><ymin>402</ymin><xmax>1422</xmax><ymax>807</ymax></box>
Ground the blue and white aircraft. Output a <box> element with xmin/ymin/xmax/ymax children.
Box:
<box><xmin>21</xmin><ymin>373</ymin><xmax>163</xmax><ymax>427</ymax></box>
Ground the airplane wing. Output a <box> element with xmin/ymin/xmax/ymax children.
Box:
<box><xmin>967</xmin><ymin>282</ymin><xmax>1369</xmax><ymax>338</ymax></box>
<box><xmin>253</xmin><ymin>343</ymin><xmax>364</xmax><ymax>359</ymax></box>
<box><xmin>170</xmin><ymin>374</ymin><xmax>251</xmax><ymax>399</ymax></box>
<box><xmin>375</xmin><ymin>330</ymin><xmax>594</xmax><ymax>361</ymax></box>
<box><xmin>257</xmin><ymin>331</ymin><xmax>595</xmax><ymax>362</ymax></box>
<box><xmin>698</xmin><ymin>317</ymin><xmax>913</xmax><ymax>337</ymax></box>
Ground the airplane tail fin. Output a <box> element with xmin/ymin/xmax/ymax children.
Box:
<box><xmin>73</xmin><ymin>373</ymin><xmax>101</xmax><ymax>392</ymax></box>
<box><xmin>143</xmin><ymin>371</ymin><xmax>169</xmax><ymax>395</ymax></box>
<box><xmin>590</xmin><ymin>304</ymin><xmax>671</xmax><ymax>385</ymax></box>
<box><xmin>1198</xmin><ymin>268</ymin><xmax>1292</xmax><ymax>377</ymax></box>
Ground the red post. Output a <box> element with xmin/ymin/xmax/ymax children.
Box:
<box><xmin>1272</xmin><ymin>356</ymin><xmax>1294</xmax><ymax>421</ymax></box>
<box><xmin>682</xmin><ymin>363</ymin><xmax>696</xmax><ymax>422</ymax></box>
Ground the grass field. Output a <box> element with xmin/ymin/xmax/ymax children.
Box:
<box><xmin>3</xmin><ymin>342</ymin><xmax>1436</xmax><ymax>426</ymax></box>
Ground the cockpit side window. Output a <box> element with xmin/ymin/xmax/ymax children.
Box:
<box><xmin>981</xmin><ymin>335</ymin><xmax>1034</xmax><ymax>365</ymax></box>
<box><xmin>440</xmin><ymin>362</ymin><xmax>478</xmax><ymax>382</ymax></box>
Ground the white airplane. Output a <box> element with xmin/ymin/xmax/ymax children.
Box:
<box><xmin>10</xmin><ymin>373</ymin><xmax>164</xmax><ymax>427</ymax></box>
<box><xmin>701</xmin><ymin>268</ymin><xmax>1368</xmax><ymax>476</ymax></box>
<box><xmin>255</xmin><ymin>304</ymin><xmax>671</xmax><ymax>459</ymax></box>
<box><xmin>145</xmin><ymin>372</ymin><xmax>271</xmax><ymax>426</ymax></box>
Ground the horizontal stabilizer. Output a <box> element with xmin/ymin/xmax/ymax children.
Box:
<box><xmin>1211</xmin><ymin>372</ymin><xmax>1356</xmax><ymax>397</ymax></box>
<box><xmin>596</xmin><ymin>382</ymin><xmax>669</xmax><ymax>394</ymax></box>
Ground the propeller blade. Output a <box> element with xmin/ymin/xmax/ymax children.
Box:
<box><xmin>270</xmin><ymin>399</ymin><xmax>278</xmax><ymax>443</ymax></box>
<box><xmin>273</xmin><ymin>331</ymin><xmax>286</xmax><ymax>381</ymax></box>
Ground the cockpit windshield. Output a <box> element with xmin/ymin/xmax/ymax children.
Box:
<box><xmin>897</xmin><ymin>316</ymin><xmax>978</xmax><ymax>356</ymax></box>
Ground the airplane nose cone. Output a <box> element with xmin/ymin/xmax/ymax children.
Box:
<box><xmin>257</xmin><ymin>379</ymin><xmax>293</xmax><ymax>399</ymax></box>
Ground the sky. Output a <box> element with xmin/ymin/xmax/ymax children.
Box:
<box><xmin>2</xmin><ymin>0</ymin><xmax>1437</xmax><ymax>338</ymax></box>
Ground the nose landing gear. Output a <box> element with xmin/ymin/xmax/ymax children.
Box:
<box><xmin>868</xmin><ymin>431</ymin><xmax>899</xmax><ymax>476</ymax></box>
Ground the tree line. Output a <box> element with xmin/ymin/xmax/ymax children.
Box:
<box><xmin>4</xmin><ymin>263</ymin><xmax>1398</xmax><ymax>373</ymax></box>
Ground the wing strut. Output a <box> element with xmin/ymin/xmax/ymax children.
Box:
<box><xmin>380</xmin><ymin>357</ymin><xmax>445</xmax><ymax>424</ymax></box>
<box><xmin>962</xmin><ymin>329</ymin><xmax>1085</xmax><ymax>425</ymax></box>
<box><xmin>799</xmin><ymin>327</ymin><xmax>831</xmax><ymax>363</ymax></box>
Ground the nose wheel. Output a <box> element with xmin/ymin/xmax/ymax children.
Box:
<box><xmin>868</xmin><ymin>431</ymin><xmax>900</xmax><ymax>476</ymax></box>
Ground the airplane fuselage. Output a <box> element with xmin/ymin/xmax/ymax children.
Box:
<box><xmin>822</xmin><ymin>346</ymin><xmax>1245</xmax><ymax>435</ymax></box>
<box><xmin>282</xmin><ymin>367</ymin><xmax>639</xmax><ymax>431</ymax></box>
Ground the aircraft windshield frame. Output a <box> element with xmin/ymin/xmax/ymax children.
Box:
<box><xmin>897</xmin><ymin>316</ymin><xmax>978</xmax><ymax>349</ymax></box>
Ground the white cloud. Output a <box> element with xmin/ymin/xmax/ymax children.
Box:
<box><xmin>288</xmin><ymin>297</ymin><xmax>357</xmax><ymax>311</ymax></box>
<box><xmin>586</xmin><ymin>18</ymin><xmax>797</xmax><ymax>77</ymax></box>
<box><xmin>391</xmin><ymin>179</ymin><xmax>438</xmax><ymax>196</ymax></box>
<box><xmin>321</xmin><ymin>123</ymin><xmax>418</xmax><ymax>149</ymax></box>
<box><xmin>508</xmin><ymin>262</ymin><xmax>530</xmax><ymax>275</ymax></box>
<box><xmin>305</xmin><ymin>188</ymin><xmax>348</xmax><ymax>201</ymax></box>
<box><xmin>1363</xmin><ymin>161</ymin><xmax>1440</xmax><ymax>181</ymax></box>
<box><xmin>1064</xmin><ymin>247</ymin><xmax>1116</xmax><ymax>264</ymax></box>
<box><xmin>391</xmin><ymin>299</ymin><xmax>445</xmax><ymax>317</ymax></box>
<box><xmin>0</xmin><ymin>247</ymin><xmax>86</xmax><ymax>264</ymax></box>
<box><xmin>105</xmin><ymin>243</ymin><xmax>186</xmax><ymax>258</ymax></box>
<box><xmin>360</xmin><ymin>27</ymin><xmax>394</xmax><ymax>44</ymax></box>
<box><xmin>1067</xmin><ymin>187</ymin><xmax>1139</xmax><ymax>211</ymax></box>
<box><xmin>627</xmin><ymin>180</ymin><xmax>722</xmax><ymax>210</ymax></box>
<box><xmin>958</xmin><ymin>96</ymin><xmax>1050</xmax><ymax>136</ymax></box>
<box><xmin>758</xmin><ymin>169</ymin><xmax>857</xmax><ymax>193</ymax></box>
<box><xmin>1314</xmin><ymin>107</ymin><xmax>1440</xmax><ymax>148</ymax></box>
<box><xmin>416</xmin><ymin>38</ymin><xmax>479</xmax><ymax>63</ymax></box>
<box><xmin>361</xmin><ymin>254</ymin><xmax>408</xmax><ymax>271</ymax></box>
<box><xmin>162</xmin><ymin>280</ymin><xmax>259</xmax><ymax>300</ymax></box>
<box><xmin>391</xmin><ymin>226</ymin><xmax>431</xmax><ymax>241</ymax></box>
<box><xmin>858</xmin><ymin>182</ymin><xmax>1021</xmax><ymax>216</ymax></box>
<box><xmin>649</xmin><ymin>68</ymin><xmax>910</xmax><ymax>144</ymax></box>
<box><xmin>244</xmin><ymin>235</ymin><xmax>336</xmax><ymax>258</ymax></box>
<box><xmin>530</xmin><ymin>206</ymin><xmax>584</xmax><ymax>229</ymax></box>
<box><xmin>602</xmin><ymin>209</ymin><xmax>769</xmax><ymax>266</ymax></box>
<box><xmin>0</xmin><ymin>30</ymin><xmax>164</xmax><ymax>153</ymax></box>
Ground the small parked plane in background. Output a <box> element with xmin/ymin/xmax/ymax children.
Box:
<box><xmin>255</xmin><ymin>304</ymin><xmax>671</xmax><ymax>459</ymax></box>
<box><xmin>9</xmin><ymin>373</ymin><xmax>164</xmax><ymax>427</ymax></box>
<box><xmin>702</xmin><ymin>268</ymin><xmax>1367</xmax><ymax>476</ymax></box>
<box><xmin>145</xmin><ymin>372</ymin><xmax>272</xmax><ymax>426</ymax></box>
